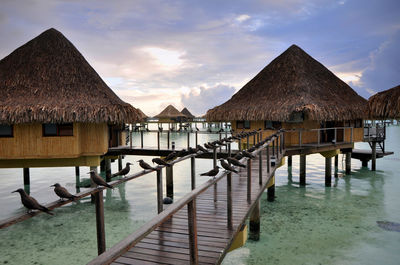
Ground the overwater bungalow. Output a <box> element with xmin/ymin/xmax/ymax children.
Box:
<box><xmin>0</xmin><ymin>28</ymin><xmax>141</xmax><ymax>169</ymax></box>
<box><xmin>154</xmin><ymin>104</ymin><xmax>187</xmax><ymax>123</ymax></box>
<box><xmin>206</xmin><ymin>44</ymin><xmax>367</xmax><ymax>148</ymax></box>
<box><xmin>181</xmin><ymin>107</ymin><xmax>195</xmax><ymax>121</ymax></box>
<box><xmin>368</xmin><ymin>85</ymin><xmax>400</xmax><ymax>120</ymax></box>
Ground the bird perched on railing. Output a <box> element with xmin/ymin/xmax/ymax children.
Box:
<box><xmin>112</xmin><ymin>162</ymin><xmax>132</xmax><ymax>178</ymax></box>
<box><xmin>219</xmin><ymin>159</ymin><xmax>238</xmax><ymax>173</ymax></box>
<box><xmin>176</xmin><ymin>148</ymin><xmax>189</xmax><ymax>157</ymax></box>
<box><xmin>204</xmin><ymin>143</ymin><xmax>214</xmax><ymax>150</ymax></box>
<box><xmin>164</xmin><ymin>151</ymin><xmax>177</xmax><ymax>161</ymax></box>
<box><xmin>187</xmin><ymin>147</ymin><xmax>198</xmax><ymax>155</ymax></box>
<box><xmin>208</xmin><ymin>142</ymin><xmax>218</xmax><ymax>148</ymax></box>
<box><xmin>242</xmin><ymin>150</ymin><xmax>256</xmax><ymax>159</ymax></box>
<box><xmin>196</xmin><ymin>145</ymin><xmax>208</xmax><ymax>153</ymax></box>
<box><xmin>200</xmin><ymin>166</ymin><xmax>220</xmax><ymax>178</ymax></box>
<box><xmin>12</xmin><ymin>189</ymin><xmax>54</xmax><ymax>215</ymax></box>
<box><xmin>138</xmin><ymin>159</ymin><xmax>157</xmax><ymax>170</ymax></box>
<box><xmin>214</xmin><ymin>140</ymin><xmax>227</xmax><ymax>146</ymax></box>
<box><xmin>88</xmin><ymin>170</ymin><xmax>113</xmax><ymax>189</ymax></box>
<box><xmin>247</xmin><ymin>146</ymin><xmax>256</xmax><ymax>152</ymax></box>
<box><xmin>152</xmin><ymin>158</ymin><xmax>171</xmax><ymax>167</ymax></box>
<box><xmin>51</xmin><ymin>183</ymin><xmax>77</xmax><ymax>201</ymax></box>
<box><xmin>227</xmin><ymin>157</ymin><xmax>246</xmax><ymax>168</ymax></box>
<box><xmin>158</xmin><ymin>127</ymin><xmax>163</xmax><ymax>132</ymax></box>
<box><xmin>235</xmin><ymin>152</ymin><xmax>244</xmax><ymax>160</ymax></box>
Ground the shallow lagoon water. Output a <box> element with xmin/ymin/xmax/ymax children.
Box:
<box><xmin>1</xmin><ymin>126</ymin><xmax>399</xmax><ymax>264</ymax></box>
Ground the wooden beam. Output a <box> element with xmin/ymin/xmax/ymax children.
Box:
<box><xmin>95</xmin><ymin>190</ymin><xmax>106</xmax><ymax>255</ymax></box>
<box><xmin>187</xmin><ymin>199</ymin><xmax>198</xmax><ymax>265</ymax></box>
<box><xmin>157</xmin><ymin>169</ymin><xmax>163</xmax><ymax>214</ymax></box>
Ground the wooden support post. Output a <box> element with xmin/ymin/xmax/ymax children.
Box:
<box><xmin>288</xmin><ymin>156</ymin><xmax>292</xmax><ymax>167</ymax></box>
<box><xmin>23</xmin><ymin>168</ymin><xmax>30</xmax><ymax>194</ymax></box>
<box><xmin>157</xmin><ymin>169</ymin><xmax>163</xmax><ymax>214</ymax></box>
<box><xmin>246</xmin><ymin>135</ymin><xmax>250</xmax><ymax>150</ymax></box>
<box><xmin>94</xmin><ymin>190</ymin><xmax>106</xmax><ymax>255</ymax></box>
<box><xmin>228</xmin><ymin>143</ymin><xmax>231</xmax><ymax>157</ymax></box>
<box><xmin>100</xmin><ymin>159</ymin><xmax>105</xmax><ymax>172</ymax></box>
<box><xmin>325</xmin><ymin>157</ymin><xmax>332</xmax><ymax>187</ymax></box>
<box><xmin>187</xmin><ymin>200</ymin><xmax>198</xmax><ymax>265</ymax></box>
<box><xmin>213</xmin><ymin>148</ymin><xmax>217</xmax><ymax>168</ymax></box>
<box><xmin>195</xmin><ymin>131</ymin><xmax>198</xmax><ymax>147</ymax></box>
<box><xmin>280</xmin><ymin>134</ymin><xmax>283</xmax><ymax>154</ymax></box>
<box><xmin>345</xmin><ymin>152</ymin><xmax>351</xmax><ymax>174</ymax></box>
<box><xmin>129</xmin><ymin>125</ymin><xmax>132</xmax><ymax>149</ymax></box>
<box><xmin>259</xmin><ymin>152</ymin><xmax>262</xmax><ymax>185</ymax></box>
<box><xmin>140</xmin><ymin>130</ymin><xmax>144</xmax><ymax>149</ymax></box>
<box><xmin>219</xmin><ymin>133</ymin><xmax>222</xmax><ymax>152</ymax></box>
<box><xmin>267</xmin><ymin>178</ymin><xmax>275</xmax><ymax>202</ymax></box>
<box><xmin>300</xmin><ymin>154</ymin><xmax>306</xmax><ymax>186</ymax></box>
<box><xmin>157</xmin><ymin>131</ymin><xmax>160</xmax><ymax>150</ymax></box>
<box><xmin>239</xmin><ymin>139</ymin><xmax>242</xmax><ymax>151</ymax></box>
<box><xmin>334</xmin><ymin>155</ymin><xmax>338</xmax><ymax>178</ymax></box>
<box><xmin>227</xmin><ymin>172</ymin><xmax>233</xmax><ymax>230</ymax></box>
<box><xmin>247</xmin><ymin>159</ymin><xmax>252</xmax><ymax>203</ymax></box>
<box><xmin>187</xmin><ymin>132</ymin><xmax>190</xmax><ymax>149</ymax></box>
<box><xmin>118</xmin><ymin>156</ymin><xmax>123</xmax><ymax>171</ymax></box>
<box><xmin>266</xmin><ymin>146</ymin><xmax>270</xmax><ymax>173</ymax></box>
<box><xmin>105</xmin><ymin>159</ymin><xmax>111</xmax><ymax>182</ymax></box>
<box><xmin>253</xmin><ymin>134</ymin><xmax>256</xmax><ymax>146</ymax></box>
<box><xmin>191</xmin><ymin>157</ymin><xmax>196</xmax><ymax>190</ymax></box>
<box><xmin>372</xmin><ymin>141</ymin><xmax>376</xmax><ymax>171</ymax></box>
<box><xmin>167</xmin><ymin>131</ymin><xmax>170</xmax><ymax>149</ymax></box>
<box><xmin>276</xmin><ymin>137</ymin><xmax>279</xmax><ymax>156</ymax></box>
<box><xmin>272</xmin><ymin>139</ymin><xmax>275</xmax><ymax>156</ymax></box>
<box><xmin>257</xmin><ymin>133</ymin><xmax>260</xmax><ymax>144</ymax></box>
<box><xmin>75</xmin><ymin>166</ymin><xmax>80</xmax><ymax>188</ymax></box>
<box><xmin>166</xmin><ymin>166</ymin><xmax>174</xmax><ymax>200</ymax></box>
<box><xmin>249</xmin><ymin>200</ymin><xmax>260</xmax><ymax>241</ymax></box>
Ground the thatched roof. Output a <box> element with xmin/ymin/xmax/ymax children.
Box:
<box><xmin>206</xmin><ymin>45</ymin><xmax>367</xmax><ymax>122</ymax></box>
<box><xmin>368</xmin><ymin>85</ymin><xmax>400</xmax><ymax>119</ymax></box>
<box><xmin>154</xmin><ymin>105</ymin><xmax>187</xmax><ymax>119</ymax></box>
<box><xmin>0</xmin><ymin>28</ymin><xmax>141</xmax><ymax>124</ymax></box>
<box><xmin>181</xmin><ymin>107</ymin><xmax>195</xmax><ymax>118</ymax></box>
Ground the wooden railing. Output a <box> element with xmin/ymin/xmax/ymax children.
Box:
<box><xmin>88</xmin><ymin>130</ymin><xmax>284</xmax><ymax>265</ymax></box>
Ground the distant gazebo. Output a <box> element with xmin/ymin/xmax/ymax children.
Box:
<box><xmin>0</xmin><ymin>28</ymin><xmax>141</xmax><ymax>168</ymax></box>
<box><xmin>181</xmin><ymin>107</ymin><xmax>195</xmax><ymax>121</ymax></box>
<box><xmin>206</xmin><ymin>44</ymin><xmax>367</xmax><ymax>147</ymax></box>
<box><xmin>154</xmin><ymin>105</ymin><xmax>187</xmax><ymax>122</ymax></box>
<box><xmin>368</xmin><ymin>85</ymin><xmax>400</xmax><ymax>120</ymax></box>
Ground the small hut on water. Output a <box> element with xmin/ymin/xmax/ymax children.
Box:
<box><xmin>181</xmin><ymin>107</ymin><xmax>195</xmax><ymax>121</ymax></box>
<box><xmin>206</xmin><ymin>45</ymin><xmax>367</xmax><ymax>147</ymax></box>
<box><xmin>368</xmin><ymin>85</ymin><xmax>400</xmax><ymax>120</ymax></box>
<box><xmin>154</xmin><ymin>105</ymin><xmax>187</xmax><ymax>123</ymax></box>
<box><xmin>0</xmin><ymin>28</ymin><xmax>141</xmax><ymax>168</ymax></box>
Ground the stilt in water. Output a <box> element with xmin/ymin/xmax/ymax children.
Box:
<box><xmin>345</xmin><ymin>152</ymin><xmax>351</xmax><ymax>174</ymax></box>
<box><xmin>267</xmin><ymin>175</ymin><xmax>275</xmax><ymax>202</ymax></box>
<box><xmin>325</xmin><ymin>157</ymin><xmax>332</xmax><ymax>187</ymax></box>
<box><xmin>166</xmin><ymin>166</ymin><xmax>174</xmax><ymax>200</ymax></box>
<box><xmin>249</xmin><ymin>200</ymin><xmax>260</xmax><ymax>241</ymax></box>
<box><xmin>300</xmin><ymin>154</ymin><xmax>306</xmax><ymax>186</ymax></box>
<box><xmin>371</xmin><ymin>141</ymin><xmax>376</xmax><ymax>171</ymax></box>
<box><xmin>118</xmin><ymin>156</ymin><xmax>123</xmax><ymax>171</ymax></box>
<box><xmin>23</xmin><ymin>168</ymin><xmax>30</xmax><ymax>195</ymax></box>
<box><xmin>75</xmin><ymin>166</ymin><xmax>81</xmax><ymax>193</ymax></box>
<box><xmin>105</xmin><ymin>159</ymin><xmax>111</xmax><ymax>182</ymax></box>
<box><xmin>334</xmin><ymin>155</ymin><xmax>338</xmax><ymax>178</ymax></box>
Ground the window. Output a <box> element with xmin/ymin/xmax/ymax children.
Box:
<box><xmin>355</xmin><ymin>119</ymin><xmax>363</xmax><ymax>128</ymax></box>
<box><xmin>43</xmin><ymin>123</ymin><xmax>73</xmax><ymax>136</ymax></box>
<box><xmin>0</xmin><ymin>125</ymin><xmax>13</xmax><ymax>137</ymax></box>
<box><xmin>237</xmin><ymin>120</ymin><xmax>251</xmax><ymax>129</ymax></box>
<box><xmin>264</xmin><ymin>121</ymin><xmax>273</xmax><ymax>129</ymax></box>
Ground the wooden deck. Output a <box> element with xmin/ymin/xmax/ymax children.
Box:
<box><xmin>89</xmin><ymin>142</ymin><xmax>283</xmax><ymax>265</ymax></box>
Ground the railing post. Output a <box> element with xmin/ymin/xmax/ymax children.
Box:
<box><xmin>157</xmin><ymin>169</ymin><xmax>163</xmax><ymax>214</ymax></box>
<box><xmin>246</xmin><ymin>135</ymin><xmax>250</xmax><ymax>150</ymax></box>
<box><xmin>191</xmin><ymin>156</ymin><xmax>196</xmax><ymax>190</ymax></box>
<box><xmin>187</xmin><ymin>132</ymin><xmax>190</xmax><ymax>149</ymax></box>
<box><xmin>239</xmin><ymin>139</ymin><xmax>242</xmax><ymax>151</ymax></box>
<box><xmin>195</xmin><ymin>131</ymin><xmax>198</xmax><ymax>147</ymax></box>
<box><xmin>105</xmin><ymin>159</ymin><xmax>111</xmax><ymax>182</ymax></box>
<box><xmin>272</xmin><ymin>138</ymin><xmax>275</xmax><ymax>156</ymax></box>
<box><xmin>219</xmin><ymin>133</ymin><xmax>222</xmax><ymax>152</ymax></box>
<box><xmin>299</xmin><ymin>130</ymin><xmax>302</xmax><ymax>147</ymax></box>
<box><xmin>167</xmin><ymin>131</ymin><xmax>170</xmax><ymax>149</ymax></box>
<box><xmin>266</xmin><ymin>145</ymin><xmax>270</xmax><ymax>173</ymax></box>
<box><xmin>317</xmin><ymin>130</ymin><xmax>320</xmax><ymax>146</ymax></box>
<box><xmin>259</xmin><ymin>151</ymin><xmax>262</xmax><ymax>185</ymax></box>
<box><xmin>227</xmin><ymin>172</ymin><xmax>233</xmax><ymax>230</ymax></box>
<box><xmin>213</xmin><ymin>148</ymin><xmax>217</xmax><ymax>168</ymax></box>
<box><xmin>140</xmin><ymin>130</ymin><xmax>144</xmax><ymax>149</ymax></box>
<box><xmin>157</xmin><ymin>131</ymin><xmax>160</xmax><ymax>150</ymax></box>
<box><xmin>228</xmin><ymin>143</ymin><xmax>231</xmax><ymax>157</ymax></box>
<box><xmin>94</xmin><ymin>190</ymin><xmax>106</xmax><ymax>255</ymax></box>
<box><xmin>129</xmin><ymin>125</ymin><xmax>132</xmax><ymax>149</ymax></box>
<box><xmin>187</xmin><ymin>199</ymin><xmax>198</xmax><ymax>265</ymax></box>
<box><xmin>253</xmin><ymin>134</ymin><xmax>256</xmax><ymax>146</ymax></box>
<box><xmin>276</xmin><ymin>137</ymin><xmax>279</xmax><ymax>155</ymax></box>
<box><xmin>118</xmin><ymin>156</ymin><xmax>123</xmax><ymax>171</ymax></box>
<box><xmin>166</xmin><ymin>166</ymin><xmax>174</xmax><ymax>200</ymax></box>
<box><xmin>247</xmin><ymin>159</ymin><xmax>252</xmax><ymax>203</ymax></box>
<box><xmin>334</xmin><ymin>128</ymin><xmax>337</xmax><ymax>143</ymax></box>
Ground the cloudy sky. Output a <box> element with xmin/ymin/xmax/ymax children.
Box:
<box><xmin>1</xmin><ymin>0</ymin><xmax>399</xmax><ymax>116</ymax></box>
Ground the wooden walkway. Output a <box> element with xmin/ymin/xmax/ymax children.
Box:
<box><xmin>89</xmin><ymin>137</ymin><xmax>284</xmax><ymax>265</ymax></box>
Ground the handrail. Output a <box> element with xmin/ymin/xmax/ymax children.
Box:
<box><xmin>88</xmin><ymin>131</ymin><xmax>282</xmax><ymax>265</ymax></box>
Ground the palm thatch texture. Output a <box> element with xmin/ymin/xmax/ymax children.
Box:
<box><xmin>368</xmin><ymin>85</ymin><xmax>400</xmax><ymax>119</ymax></box>
<box><xmin>154</xmin><ymin>105</ymin><xmax>187</xmax><ymax>119</ymax></box>
<box><xmin>181</xmin><ymin>107</ymin><xmax>195</xmax><ymax>118</ymax></box>
<box><xmin>206</xmin><ymin>44</ymin><xmax>367</xmax><ymax>122</ymax></box>
<box><xmin>136</xmin><ymin>108</ymin><xmax>149</xmax><ymax>121</ymax></box>
<box><xmin>0</xmin><ymin>28</ymin><xmax>141</xmax><ymax>125</ymax></box>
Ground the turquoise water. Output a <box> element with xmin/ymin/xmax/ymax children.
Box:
<box><xmin>0</xmin><ymin>125</ymin><xmax>399</xmax><ymax>264</ymax></box>
<box><xmin>223</xmin><ymin>126</ymin><xmax>400</xmax><ymax>265</ymax></box>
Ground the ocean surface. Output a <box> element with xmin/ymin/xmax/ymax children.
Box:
<box><xmin>0</xmin><ymin>125</ymin><xmax>399</xmax><ymax>265</ymax></box>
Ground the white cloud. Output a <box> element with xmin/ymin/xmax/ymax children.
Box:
<box><xmin>236</xmin><ymin>14</ymin><xmax>251</xmax><ymax>23</ymax></box>
<box><xmin>142</xmin><ymin>47</ymin><xmax>186</xmax><ymax>69</ymax></box>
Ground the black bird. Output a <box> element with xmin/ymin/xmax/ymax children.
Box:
<box><xmin>176</xmin><ymin>149</ymin><xmax>189</xmax><ymax>157</ymax></box>
<box><xmin>188</xmin><ymin>147</ymin><xmax>198</xmax><ymax>154</ymax></box>
<box><xmin>195</xmin><ymin>127</ymin><xmax>199</xmax><ymax>131</ymax></box>
<box><xmin>51</xmin><ymin>183</ymin><xmax>77</xmax><ymax>201</ymax></box>
<box><xmin>219</xmin><ymin>159</ymin><xmax>238</xmax><ymax>173</ymax></box>
<box><xmin>204</xmin><ymin>143</ymin><xmax>214</xmax><ymax>149</ymax></box>
<box><xmin>112</xmin><ymin>162</ymin><xmax>132</xmax><ymax>177</ymax></box>
<box><xmin>247</xmin><ymin>146</ymin><xmax>256</xmax><ymax>152</ymax></box>
<box><xmin>208</xmin><ymin>142</ymin><xmax>218</xmax><ymax>148</ymax></box>
<box><xmin>12</xmin><ymin>189</ymin><xmax>54</xmax><ymax>215</ymax></box>
<box><xmin>215</xmin><ymin>140</ymin><xmax>227</xmax><ymax>146</ymax></box>
<box><xmin>152</xmin><ymin>158</ymin><xmax>171</xmax><ymax>167</ymax></box>
<box><xmin>196</xmin><ymin>145</ymin><xmax>208</xmax><ymax>153</ymax></box>
<box><xmin>138</xmin><ymin>159</ymin><xmax>157</xmax><ymax>170</ymax></box>
<box><xmin>200</xmin><ymin>166</ymin><xmax>220</xmax><ymax>178</ymax></box>
<box><xmin>242</xmin><ymin>150</ymin><xmax>256</xmax><ymax>159</ymax></box>
<box><xmin>158</xmin><ymin>127</ymin><xmax>163</xmax><ymax>132</ymax></box>
<box><xmin>235</xmin><ymin>152</ymin><xmax>244</xmax><ymax>160</ymax></box>
<box><xmin>227</xmin><ymin>157</ymin><xmax>246</xmax><ymax>168</ymax></box>
<box><xmin>88</xmin><ymin>170</ymin><xmax>113</xmax><ymax>189</ymax></box>
<box><xmin>164</xmin><ymin>151</ymin><xmax>177</xmax><ymax>161</ymax></box>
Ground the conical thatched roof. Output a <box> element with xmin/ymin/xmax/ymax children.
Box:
<box><xmin>155</xmin><ymin>105</ymin><xmax>187</xmax><ymax>119</ymax></box>
<box><xmin>181</xmin><ymin>107</ymin><xmax>195</xmax><ymax>118</ymax></box>
<box><xmin>137</xmin><ymin>108</ymin><xmax>148</xmax><ymax>120</ymax></box>
<box><xmin>368</xmin><ymin>85</ymin><xmax>400</xmax><ymax>119</ymax></box>
<box><xmin>0</xmin><ymin>28</ymin><xmax>141</xmax><ymax>124</ymax></box>
<box><xmin>206</xmin><ymin>45</ymin><xmax>367</xmax><ymax>122</ymax></box>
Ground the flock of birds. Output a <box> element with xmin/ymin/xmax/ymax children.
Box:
<box><xmin>12</xmin><ymin>129</ymin><xmax>273</xmax><ymax>216</ymax></box>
